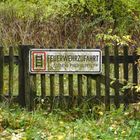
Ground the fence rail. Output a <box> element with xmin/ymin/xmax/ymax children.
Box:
<box><xmin>0</xmin><ymin>45</ymin><xmax>140</xmax><ymax>110</ymax></box>
<box><xmin>3</xmin><ymin>55</ymin><xmax>139</xmax><ymax>64</ymax></box>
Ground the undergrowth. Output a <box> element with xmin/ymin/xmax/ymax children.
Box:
<box><xmin>0</xmin><ymin>102</ymin><xmax>140</xmax><ymax>140</ymax></box>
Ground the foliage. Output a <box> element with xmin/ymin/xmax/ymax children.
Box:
<box><xmin>0</xmin><ymin>0</ymin><xmax>140</xmax><ymax>47</ymax></box>
<box><xmin>0</xmin><ymin>103</ymin><xmax>140</xmax><ymax>139</ymax></box>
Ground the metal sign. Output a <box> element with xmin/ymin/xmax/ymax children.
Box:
<box><xmin>29</xmin><ymin>49</ymin><xmax>102</xmax><ymax>74</ymax></box>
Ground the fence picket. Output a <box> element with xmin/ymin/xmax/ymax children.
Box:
<box><xmin>105</xmin><ymin>46</ymin><xmax>110</xmax><ymax>110</ymax></box>
<box><xmin>68</xmin><ymin>74</ymin><xmax>73</xmax><ymax>109</ymax></box>
<box><xmin>87</xmin><ymin>76</ymin><xmax>92</xmax><ymax>96</ymax></box>
<box><xmin>68</xmin><ymin>45</ymin><xmax>74</xmax><ymax>109</ymax></box>
<box><xmin>95</xmin><ymin>46</ymin><xmax>101</xmax><ymax>104</ymax></box>
<box><xmin>77</xmin><ymin>46</ymin><xmax>83</xmax><ymax>106</ymax></box>
<box><xmin>41</xmin><ymin>74</ymin><xmax>46</xmax><ymax>99</ymax></box>
<box><xmin>86</xmin><ymin>46</ymin><xmax>92</xmax><ymax>97</ymax></box>
<box><xmin>95</xmin><ymin>75</ymin><xmax>101</xmax><ymax>104</ymax></box>
<box><xmin>123</xmin><ymin>46</ymin><xmax>129</xmax><ymax>109</ymax></box>
<box><xmin>9</xmin><ymin>46</ymin><xmax>14</xmax><ymax>97</ymax></box>
<box><xmin>133</xmin><ymin>49</ymin><xmax>138</xmax><ymax>101</ymax></box>
<box><xmin>114</xmin><ymin>45</ymin><xmax>120</xmax><ymax>108</ymax></box>
<box><xmin>30</xmin><ymin>75</ymin><xmax>37</xmax><ymax>109</ymax></box>
<box><xmin>78</xmin><ymin>75</ymin><xmax>82</xmax><ymax>105</ymax></box>
<box><xmin>0</xmin><ymin>46</ymin><xmax>4</xmax><ymax>101</ymax></box>
<box><xmin>59</xmin><ymin>74</ymin><xmax>64</xmax><ymax>108</ymax></box>
<box><xmin>50</xmin><ymin>74</ymin><xmax>55</xmax><ymax>109</ymax></box>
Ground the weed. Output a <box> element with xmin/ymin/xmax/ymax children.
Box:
<box><xmin>0</xmin><ymin>103</ymin><xmax>140</xmax><ymax>140</ymax></box>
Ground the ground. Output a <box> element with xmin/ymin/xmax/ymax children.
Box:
<box><xmin>0</xmin><ymin>103</ymin><xmax>140</xmax><ymax>140</ymax></box>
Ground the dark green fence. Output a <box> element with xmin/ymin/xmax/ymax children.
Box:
<box><xmin>0</xmin><ymin>45</ymin><xmax>139</xmax><ymax>110</ymax></box>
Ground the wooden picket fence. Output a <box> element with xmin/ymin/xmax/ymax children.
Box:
<box><xmin>0</xmin><ymin>45</ymin><xmax>140</xmax><ymax>110</ymax></box>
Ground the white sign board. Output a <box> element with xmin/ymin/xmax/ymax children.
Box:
<box><xmin>29</xmin><ymin>49</ymin><xmax>102</xmax><ymax>74</ymax></box>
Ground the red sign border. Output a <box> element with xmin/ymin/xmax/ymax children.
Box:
<box><xmin>32</xmin><ymin>51</ymin><xmax>46</xmax><ymax>72</ymax></box>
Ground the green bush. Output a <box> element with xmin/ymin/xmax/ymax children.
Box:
<box><xmin>0</xmin><ymin>0</ymin><xmax>140</xmax><ymax>47</ymax></box>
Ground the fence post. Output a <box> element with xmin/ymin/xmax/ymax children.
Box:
<box><xmin>105</xmin><ymin>46</ymin><xmax>110</xmax><ymax>110</ymax></box>
<box><xmin>18</xmin><ymin>45</ymin><xmax>25</xmax><ymax>107</ymax></box>
<box><xmin>18</xmin><ymin>45</ymin><xmax>35</xmax><ymax>110</ymax></box>
<box><xmin>0</xmin><ymin>46</ymin><xmax>4</xmax><ymax>101</ymax></box>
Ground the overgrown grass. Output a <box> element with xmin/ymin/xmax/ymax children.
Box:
<box><xmin>0</xmin><ymin>103</ymin><xmax>140</xmax><ymax>140</ymax></box>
